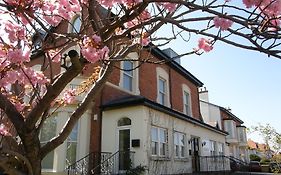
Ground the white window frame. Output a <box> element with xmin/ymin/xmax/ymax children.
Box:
<box><xmin>65</xmin><ymin>119</ymin><xmax>79</xmax><ymax>168</ymax></box>
<box><xmin>210</xmin><ymin>140</ymin><xmax>216</xmax><ymax>156</ymax></box>
<box><xmin>41</xmin><ymin>108</ymin><xmax>91</xmax><ymax>172</ymax></box>
<box><xmin>40</xmin><ymin>114</ymin><xmax>58</xmax><ymax>171</ymax></box>
<box><xmin>218</xmin><ymin>142</ymin><xmax>224</xmax><ymax>156</ymax></box>
<box><xmin>119</xmin><ymin>53</ymin><xmax>140</xmax><ymax>94</ymax></box>
<box><xmin>151</xmin><ymin>126</ymin><xmax>168</xmax><ymax>157</ymax></box>
<box><xmin>174</xmin><ymin>131</ymin><xmax>186</xmax><ymax>158</ymax></box>
<box><xmin>182</xmin><ymin>84</ymin><xmax>192</xmax><ymax>116</ymax></box>
<box><xmin>224</xmin><ymin>120</ymin><xmax>237</xmax><ymax>139</ymax></box>
<box><xmin>68</xmin><ymin>15</ymin><xmax>82</xmax><ymax>33</ymax></box>
<box><xmin>158</xmin><ymin>77</ymin><xmax>166</xmax><ymax>105</ymax></box>
<box><xmin>122</xmin><ymin>60</ymin><xmax>134</xmax><ymax>91</ymax></box>
<box><xmin>156</xmin><ymin>67</ymin><xmax>170</xmax><ymax>107</ymax></box>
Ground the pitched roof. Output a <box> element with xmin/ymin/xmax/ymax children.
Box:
<box><xmin>149</xmin><ymin>46</ymin><xmax>204</xmax><ymax>87</ymax></box>
<box><xmin>200</xmin><ymin>100</ymin><xmax>244</xmax><ymax>124</ymax></box>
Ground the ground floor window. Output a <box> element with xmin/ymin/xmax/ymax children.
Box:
<box><xmin>218</xmin><ymin>142</ymin><xmax>224</xmax><ymax>155</ymax></box>
<box><xmin>174</xmin><ymin>132</ymin><xmax>186</xmax><ymax>158</ymax></box>
<box><xmin>210</xmin><ymin>140</ymin><xmax>216</xmax><ymax>156</ymax></box>
<box><xmin>151</xmin><ymin>126</ymin><xmax>168</xmax><ymax>156</ymax></box>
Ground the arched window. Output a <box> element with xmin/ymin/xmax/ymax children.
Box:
<box><xmin>71</xmin><ymin>16</ymin><xmax>81</xmax><ymax>33</ymax></box>
<box><xmin>117</xmin><ymin>117</ymin><xmax>131</xmax><ymax>126</ymax></box>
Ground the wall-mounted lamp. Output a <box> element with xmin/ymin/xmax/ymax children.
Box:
<box><xmin>202</xmin><ymin>141</ymin><xmax>206</xmax><ymax>147</ymax></box>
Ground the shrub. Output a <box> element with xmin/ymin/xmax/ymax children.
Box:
<box><xmin>250</xmin><ymin>154</ymin><xmax>261</xmax><ymax>162</ymax></box>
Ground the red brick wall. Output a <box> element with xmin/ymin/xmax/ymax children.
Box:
<box><xmin>220</xmin><ymin>110</ymin><xmax>243</xmax><ymax>131</ymax></box>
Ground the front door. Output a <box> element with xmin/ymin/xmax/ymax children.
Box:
<box><xmin>191</xmin><ymin>137</ymin><xmax>200</xmax><ymax>172</ymax></box>
<box><xmin>118</xmin><ymin>129</ymin><xmax>131</xmax><ymax>171</ymax></box>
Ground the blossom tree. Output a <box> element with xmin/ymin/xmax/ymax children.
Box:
<box><xmin>0</xmin><ymin>0</ymin><xmax>280</xmax><ymax>174</ymax></box>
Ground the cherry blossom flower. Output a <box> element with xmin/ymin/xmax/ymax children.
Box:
<box><xmin>0</xmin><ymin>124</ymin><xmax>11</xmax><ymax>136</ymax></box>
<box><xmin>198</xmin><ymin>38</ymin><xmax>213</xmax><ymax>52</ymax></box>
<box><xmin>213</xmin><ymin>16</ymin><xmax>233</xmax><ymax>31</ymax></box>
<box><xmin>63</xmin><ymin>89</ymin><xmax>76</xmax><ymax>104</ymax></box>
<box><xmin>81</xmin><ymin>35</ymin><xmax>110</xmax><ymax>63</ymax></box>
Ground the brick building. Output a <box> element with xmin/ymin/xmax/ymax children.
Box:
<box><xmin>27</xmin><ymin>14</ymin><xmax>232</xmax><ymax>175</ymax></box>
<box><xmin>199</xmin><ymin>88</ymin><xmax>249</xmax><ymax>163</ymax></box>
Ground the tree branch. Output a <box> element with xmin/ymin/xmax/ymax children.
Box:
<box><xmin>26</xmin><ymin>50</ymin><xmax>84</xmax><ymax>131</ymax></box>
<box><xmin>0</xmin><ymin>94</ymin><xmax>25</xmax><ymax>134</ymax></box>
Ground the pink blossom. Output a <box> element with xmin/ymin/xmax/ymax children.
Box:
<box><xmin>81</xmin><ymin>35</ymin><xmax>110</xmax><ymax>63</ymax></box>
<box><xmin>0</xmin><ymin>124</ymin><xmax>11</xmax><ymax>136</ymax></box>
<box><xmin>47</xmin><ymin>50</ymin><xmax>62</xmax><ymax>63</ymax></box>
<box><xmin>198</xmin><ymin>38</ymin><xmax>213</xmax><ymax>52</ymax></box>
<box><xmin>139</xmin><ymin>10</ymin><xmax>151</xmax><ymax>21</ymax></box>
<box><xmin>6</xmin><ymin>48</ymin><xmax>30</xmax><ymax>64</ymax></box>
<box><xmin>21</xmin><ymin>67</ymin><xmax>49</xmax><ymax>85</ymax></box>
<box><xmin>213</xmin><ymin>16</ymin><xmax>233</xmax><ymax>31</ymax></box>
<box><xmin>4</xmin><ymin>21</ymin><xmax>26</xmax><ymax>43</ymax></box>
<box><xmin>63</xmin><ymin>89</ymin><xmax>76</xmax><ymax>104</ymax></box>
<box><xmin>157</xmin><ymin>3</ymin><xmax>177</xmax><ymax>12</ymax></box>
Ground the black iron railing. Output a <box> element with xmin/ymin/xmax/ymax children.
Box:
<box><xmin>91</xmin><ymin>151</ymin><xmax>135</xmax><ymax>175</ymax></box>
<box><xmin>196</xmin><ymin>155</ymin><xmax>230</xmax><ymax>172</ymax></box>
<box><xmin>195</xmin><ymin>155</ymin><xmax>249</xmax><ymax>173</ymax></box>
<box><xmin>66</xmin><ymin>151</ymin><xmax>135</xmax><ymax>175</ymax></box>
<box><xmin>228</xmin><ymin>156</ymin><xmax>249</xmax><ymax>172</ymax></box>
<box><xmin>66</xmin><ymin>152</ymin><xmax>111</xmax><ymax>175</ymax></box>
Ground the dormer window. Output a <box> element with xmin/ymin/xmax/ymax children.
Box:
<box><xmin>71</xmin><ymin>16</ymin><xmax>81</xmax><ymax>33</ymax></box>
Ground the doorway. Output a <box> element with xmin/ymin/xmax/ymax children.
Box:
<box><xmin>190</xmin><ymin>137</ymin><xmax>200</xmax><ymax>172</ymax></box>
<box><xmin>118</xmin><ymin>129</ymin><xmax>131</xmax><ymax>171</ymax></box>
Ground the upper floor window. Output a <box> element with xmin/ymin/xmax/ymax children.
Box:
<box><xmin>158</xmin><ymin>77</ymin><xmax>167</xmax><ymax>105</ymax></box>
<box><xmin>119</xmin><ymin>53</ymin><xmax>140</xmax><ymax>94</ymax></box>
<box><xmin>71</xmin><ymin>16</ymin><xmax>81</xmax><ymax>33</ymax></box>
<box><xmin>122</xmin><ymin>61</ymin><xmax>134</xmax><ymax>91</ymax></box>
<box><xmin>174</xmin><ymin>132</ymin><xmax>186</xmax><ymax>158</ymax></box>
<box><xmin>224</xmin><ymin>120</ymin><xmax>237</xmax><ymax>139</ymax></box>
<box><xmin>156</xmin><ymin>67</ymin><xmax>170</xmax><ymax>107</ymax></box>
<box><xmin>151</xmin><ymin>126</ymin><xmax>168</xmax><ymax>157</ymax></box>
<box><xmin>182</xmin><ymin>84</ymin><xmax>192</xmax><ymax>116</ymax></box>
<box><xmin>184</xmin><ymin>91</ymin><xmax>190</xmax><ymax>115</ymax></box>
<box><xmin>237</xmin><ymin>127</ymin><xmax>247</xmax><ymax>142</ymax></box>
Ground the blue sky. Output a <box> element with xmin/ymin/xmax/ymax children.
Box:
<box><xmin>160</xmin><ymin>35</ymin><xmax>281</xmax><ymax>143</ymax></box>
<box><xmin>176</xmin><ymin>41</ymin><xmax>281</xmax><ymax>143</ymax></box>
<box><xmin>155</xmin><ymin>0</ymin><xmax>281</xmax><ymax>143</ymax></box>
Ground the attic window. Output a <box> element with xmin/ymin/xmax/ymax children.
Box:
<box><xmin>118</xmin><ymin>117</ymin><xmax>131</xmax><ymax>126</ymax></box>
<box><xmin>71</xmin><ymin>16</ymin><xmax>81</xmax><ymax>33</ymax></box>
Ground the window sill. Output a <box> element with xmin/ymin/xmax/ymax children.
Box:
<box><xmin>174</xmin><ymin>157</ymin><xmax>189</xmax><ymax>162</ymax></box>
<box><xmin>150</xmin><ymin>156</ymin><xmax>170</xmax><ymax>161</ymax></box>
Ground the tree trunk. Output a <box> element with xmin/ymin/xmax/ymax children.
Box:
<box><xmin>22</xmin><ymin>131</ymin><xmax>42</xmax><ymax>175</ymax></box>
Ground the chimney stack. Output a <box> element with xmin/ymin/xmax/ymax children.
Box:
<box><xmin>199</xmin><ymin>87</ymin><xmax>209</xmax><ymax>102</ymax></box>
